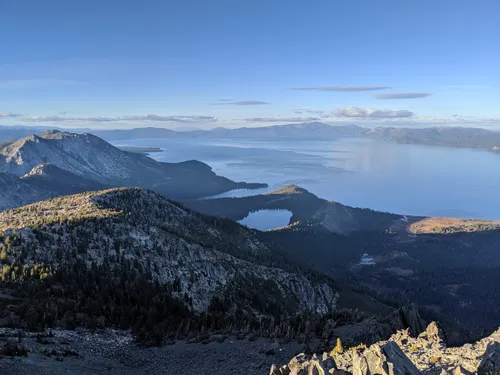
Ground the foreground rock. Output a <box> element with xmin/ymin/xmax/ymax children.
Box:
<box><xmin>271</xmin><ymin>322</ymin><xmax>500</xmax><ymax>375</ymax></box>
<box><xmin>352</xmin><ymin>341</ymin><xmax>420</xmax><ymax>375</ymax></box>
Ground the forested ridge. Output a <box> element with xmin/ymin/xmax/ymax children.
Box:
<box><xmin>0</xmin><ymin>188</ymin><xmax>358</xmax><ymax>346</ymax></box>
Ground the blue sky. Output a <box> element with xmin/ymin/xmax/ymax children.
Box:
<box><xmin>0</xmin><ymin>0</ymin><xmax>499</xmax><ymax>129</ymax></box>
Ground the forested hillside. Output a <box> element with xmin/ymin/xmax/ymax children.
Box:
<box><xmin>0</xmin><ymin>188</ymin><xmax>344</xmax><ymax>345</ymax></box>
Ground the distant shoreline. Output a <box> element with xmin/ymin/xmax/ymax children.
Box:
<box><xmin>117</xmin><ymin>146</ymin><xmax>163</xmax><ymax>154</ymax></box>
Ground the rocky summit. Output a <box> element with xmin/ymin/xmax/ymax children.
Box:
<box><xmin>271</xmin><ymin>322</ymin><xmax>500</xmax><ymax>375</ymax></box>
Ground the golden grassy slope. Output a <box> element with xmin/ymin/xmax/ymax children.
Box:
<box><xmin>408</xmin><ymin>217</ymin><xmax>500</xmax><ymax>234</ymax></box>
<box><xmin>0</xmin><ymin>188</ymin><xmax>125</xmax><ymax>231</ymax></box>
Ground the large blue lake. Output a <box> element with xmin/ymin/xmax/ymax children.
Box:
<box><xmin>112</xmin><ymin>138</ymin><xmax>500</xmax><ymax>220</ymax></box>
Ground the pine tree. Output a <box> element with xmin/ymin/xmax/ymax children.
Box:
<box><xmin>330</xmin><ymin>337</ymin><xmax>344</xmax><ymax>357</ymax></box>
<box><xmin>0</xmin><ymin>246</ymin><xmax>7</xmax><ymax>262</ymax></box>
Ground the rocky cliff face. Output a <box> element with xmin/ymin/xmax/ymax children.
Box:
<box><xmin>271</xmin><ymin>322</ymin><xmax>500</xmax><ymax>375</ymax></box>
<box><xmin>0</xmin><ymin>171</ymin><xmax>56</xmax><ymax>212</ymax></box>
<box><xmin>20</xmin><ymin>163</ymin><xmax>109</xmax><ymax>194</ymax></box>
<box><xmin>0</xmin><ymin>163</ymin><xmax>109</xmax><ymax>212</ymax></box>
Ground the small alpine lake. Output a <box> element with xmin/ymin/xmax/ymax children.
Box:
<box><xmin>237</xmin><ymin>209</ymin><xmax>293</xmax><ymax>231</ymax></box>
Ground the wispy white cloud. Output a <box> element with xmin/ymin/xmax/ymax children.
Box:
<box><xmin>244</xmin><ymin>117</ymin><xmax>321</xmax><ymax>123</ymax></box>
<box><xmin>288</xmin><ymin>86</ymin><xmax>391</xmax><ymax>92</ymax></box>
<box><xmin>333</xmin><ymin>106</ymin><xmax>413</xmax><ymax>119</ymax></box>
<box><xmin>292</xmin><ymin>109</ymin><xmax>332</xmax><ymax>117</ymax></box>
<box><xmin>373</xmin><ymin>92</ymin><xmax>431</xmax><ymax>99</ymax></box>
<box><xmin>0</xmin><ymin>79</ymin><xmax>86</xmax><ymax>89</ymax></box>
<box><xmin>0</xmin><ymin>112</ymin><xmax>23</xmax><ymax>118</ymax></box>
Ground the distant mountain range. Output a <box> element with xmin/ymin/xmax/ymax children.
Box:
<box><xmin>99</xmin><ymin>123</ymin><xmax>500</xmax><ymax>151</ymax></box>
<box><xmin>2</xmin><ymin>123</ymin><xmax>500</xmax><ymax>151</ymax></box>
<box><xmin>366</xmin><ymin>126</ymin><xmax>500</xmax><ymax>150</ymax></box>
<box><xmin>88</xmin><ymin>122</ymin><xmax>367</xmax><ymax>140</ymax></box>
<box><xmin>92</xmin><ymin>123</ymin><xmax>500</xmax><ymax>151</ymax></box>
<box><xmin>0</xmin><ymin>130</ymin><xmax>265</xmax><ymax>211</ymax></box>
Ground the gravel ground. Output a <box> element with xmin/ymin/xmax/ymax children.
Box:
<box><xmin>0</xmin><ymin>329</ymin><xmax>301</xmax><ymax>375</ymax></box>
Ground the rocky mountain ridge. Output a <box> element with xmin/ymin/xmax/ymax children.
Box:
<box><xmin>0</xmin><ymin>130</ymin><xmax>266</xmax><ymax>211</ymax></box>
<box><xmin>20</xmin><ymin>162</ymin><xmax>109</xmax><ymax>193</ymax></box>
<box><xmin>0</xmin><ymin>163</ymin><xmax>109</xmax><ymax>212</ymax></box>
<box><xmin>0</xmin><ymin>171</ymin><xmax>56</xmax><ymax>212</ymax></box>
<box><xmin>0</xmin><ymin>130</ymin><xmax>138</xmax><ymax>180</ymax></box>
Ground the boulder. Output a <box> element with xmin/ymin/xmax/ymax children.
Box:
<box><xmin>398</xmin><ymin>305</ymin><xmax>426</xmax><ymax>336</ymax></box>
<box><xmin>307</xmin><ymin>358</ymin><xmax>326</xmax><ymax>375</ymax></box>
<box><xmin>477</xmin><ymin>342</ymin><xmax>500</xmax><ymax>375</ymax></box>
<box><xmin>331</xmin><ymin>318</ymin><xmax>393</xmax><ymax>348</ymax></box>
<box><xmin>452</xmin><ymin>366</ymin><xmax>474</xmax><ymax>375</ymax></box>
<box><xmin>353</xmin><ymin>341</ymin><xmax>421</xmax><ymax>375</ymax></box>
<box><xmin>321</xmin><ymin>352</ymin><xmax>336</xmax><ymax>370</ymax></box>
<box><xmin>418</xmin><ymin>322</ymin><xmax>446</xmax><ymax>348</ymax></box>
<box><xmin>271</xmin><ymin>353</ymin><xmax>338</xmax><ymax>375</ymax></box>
<box><xmin>270</xmin><ymin>364</ymin><xmax>286</xmax><ymax>375</ymax></box>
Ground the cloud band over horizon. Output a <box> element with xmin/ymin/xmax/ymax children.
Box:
<box><xmin>0</xmin><ymin>112</ymin><xmax>23</xmax><ymax>118</ymax></box>
<box><xmin>243</xmin><ymin>116</ymin><xmax>321</xmax><ymax>123</ymax></box>
<box><xmin>333</xmin><ymin>106</ymin><xmax>414</xmax><ymax>119</ymax></box>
